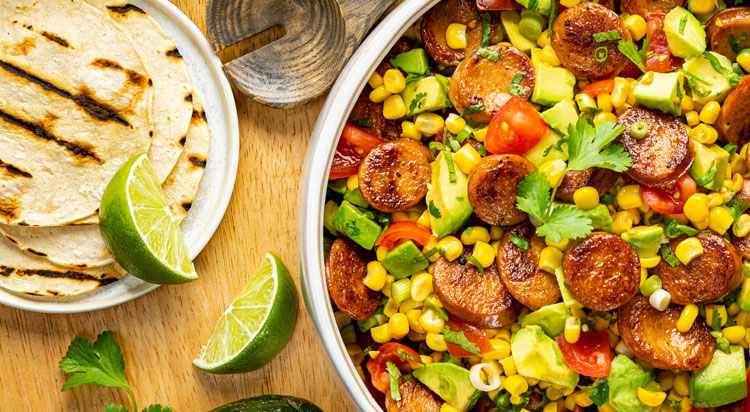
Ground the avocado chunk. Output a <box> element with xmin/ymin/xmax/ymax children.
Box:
<box><xmin>426</xmin><ymin>151</ymin><xmax>473</xmax><ymax>238</ymax></box>
<box><xmin>580</xmin><ymin>204</ymin><xmax>614</xmax><ymax>233</ymax></box>
<box><xmin>664</xmin><ymin>7</ymin><xmax>706</xmax><ymax>59</ymax></box>
<box><xmin>683</xmin><ymin>52</ymin><xmax>734</xmax><ymax>105</ymax></box>
<box><xmin>608</xmin><ymin>355</ymin><xmax>657</xmax><ymax>412</ymax></box>
<box><xmin>621</xmin><ymin>226</ymin><xmax>664</xmax><ymax>257</ymax></box>
<box><xmin>574</xmin><ymin>93</ymin><xmax>598</xmax><ymax>113</ymax></box>
<box><xmin>532</xmin><ymin>64</ymin><xmax>576</xmax><ymax>106</ymax></box>
<box><xmin>519</xmin><ymin>302</ymin><xmax>571</xmax><ymax>337</ymax></box>
<box><xmin>690</xmin><ymin>346</ymin><xmax>748</xmax><ymax>407</ymax></box>
<box><xmin>689</xmin><ymin>140</ymin><xmax>730</xmax><ymax>191</ymax></box>
<box><xmin>390</xmin><ymin>48</ymin><xmax>430</xmax><ymax>75</ymax></box>
<box><xmin>555</xmin><ymin>267</ymin><xmax>583</xmax><ymax>310</ymax></box>
<box><xmin>634</xmin><ymin>71</ymin><xmax>684</xmax><ymax>116</ymax></box>
<box><xmin>328</xmin><ymin>179</ymin><xmax>347</xmax><ymax>194</ymax></box>
<box><xmin>514</xmin><ymin>0</ymin><xmax>553</xmax><ymax>15</ymax></box>
<box><xmin>511</xmin><ymin>325</ymin><xmax>580</xmax><ymax>388</ymax></box>
<box><xmin>738</xmin><ymin>275</ymin><xmax>750</xmax><ymax>311</ymax></box>
<box><xmin>332</xmin><ymin>201</ymin><xmax>382</xmax><ymax>250</ymax></box>
<box><xmin>400</xmin><ymin>74</ymin><xmax>451</xmax><ymax>117</ymax></box>
<box><xmin>323</xmin><ymin>200</ymin><xmax>340</xmax><ymax>235</ymax></box>
<box><xmin>381</xmin><ymin>240</ymin><xmax>429</xmax><ymax>279</ymax></box>
<box><xmin>500</xmin><ymin>11</ymin><xmax>537</xmax><ymax>53</ymax></box>
<box><xmin>523</xmin><ymin>129</ymin><xmax>569</xmax><ymax>168</ymax></box>
<box><xmin>343</xmin><ymin>187</ymin><xmax>369</xmax><ymax>208</ymax></box>
<box><xmin>413</xmin><ymin>362</ymin><xmax>482</xmax><ymax>411</ymax></box>
<box><xmin>541</xmin><ymin>98</ymin><xmax>579</xmax><ymax>136</ymax></box>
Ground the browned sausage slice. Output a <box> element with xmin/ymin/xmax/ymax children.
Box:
<box><xmin>718</xmin><ymin>75</ymin><xmax>750</xmax><ymax>147</ymax></box>
<box><xmin>551</xmin><ymin>2</ymin><xmax>631</xmax><ymax>80</ymax></box>
<box><xmin>348</xmin><ymin>92</ymin><xmax>401</xmax><ymax>141</ymax></box>
<box><xmin>616</xmin><ymin>107</ymin><xmax>693</xmax><ymax>190</ymax></box>
<box><xmin>707</xmin><ymin>7</ymin><xmax>750</xmax><ymax>61</ymax></box>
<box><xmin>468</xmin><ymin>154</ymin><xmax>535</xmax><ymax>226</ymax></box>
<box><xmin>433</xmin><ymin>248</ymin><xmax>521</xmax><ymax>328</ymax></box>
<box><xmin>497</xmin><ymin>221</ymin><xmax>561</xmax><ymax>309</ymax></box>
<box><xmin>621</xmin><ymin>0</ymin><xmax>686</xmax><ymax>15</ymax></box>
<box><xmin>618</xmin><ymin>296</ymin><xmax>715</xmax><ymax>370</ymax></box>
<box><xmin>653</xmin><ymin>233</ymin><xmax>743</xmax><ymax>305</ymax></box>
<box><xmin>563</xmin><ymin>232</ymin><xmax>640</xmax><ymax>311</ymax></box>
<box><xmin>326</xmin><ymin>237</ymin><xmax>381</xmax><ymax>321</ymax></box>
<box><xmin>421</xmin><ymin>0</ymin><xmax>499</xmax><ymax>67</ymax></box>
<box><xmin>555</xmin><ymin>168</ymin><xmax>618</xmax><ymax>203</ymax></box>
<box><xmin>449</xmin><ymin>45</ymin><xmax>535</xmax><ymax>123</ymax></box>
<box><xmin>385</xmin><ymin>379</ymin><xmax>442</xmax><ymax>412</ymax></box>
<box><xmin>358</xmin><ymin>140</ymin><xmax>431</xmax><ymax>213</ymax></box>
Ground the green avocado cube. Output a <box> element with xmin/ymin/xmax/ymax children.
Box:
<box><xmin>541</xmin><ymin>98</ymin><xmax>579</xmax><ymax>136</ymax></box>
<box><xmin>580</xmin><ymin>204</ymin><xmax>614</xmax><ymax>233</ymax></box>
<box><xmin>634</xmin><ymin>71</ymin><xmax>684</xmax><ymax>116</ymax></box>
<box><xmin>511</xmin><ymin>325</ymin><xmax>579</xmax><ymax>388</ymax></box>
<box><xmin>400</xmin><ymin>75</ymin><xmax>451</xmax><ymax>117</ymax></box>
<box><xmin>574</xmin><ymin>93</ymin><xmax>598</xmax><ymax>113</ymax></box>
<box><xmin>381</xmin><ymin>241</ymin><xmax>429</xmax><ymax>279</ymax></box>
<box><xmin>390</xmin><ymin>48</ymin><xmax>430</xmax><ymax>75</ymax></box>
<box><xmin>555</xmin><ymin>267</ymin><xmax>583</xmax><ymax>310</ymax></box>
<box><xmin>500</xmin><ymin>11</ymin><xmax>537</xmax><ymax>53</ymax></box>
<box><xmin>413</xmin><ymin>363</ymin><xmax>482</xmax><ymax>411</ymax></box>
<box><xmin>426</xmin><ymin>151</ymin><xmax>473</xmax><ymax>238</ymax></box>
<box><xmin>519</xmin><ymin>302</ymin><xmax>570</xmax><ymax>336</ymax></box>
<box><xmin>689</xmin><ymin>140</ymin><xmax>729</xmax><ymax>191</ymax></box>
<box><xmin>683</xmin><ymin>52</ymin><xmax>734</xmax><ymax>105</ymax></box>
<box><xmin>691</xmin><ymin>346</ymin><xmax>747</xmax><ymax>407</ymax></box>
<box><xmin>664</xmin><ymin>7</ymin><xmax>706</xmax><ymax>59</ymax></box>
<box><xmin>621</xmin><ymin>225</ymin><xmax>665</xmax><ymax>257</ymax></box>
<box><xmin>332</xmin><ymin>201</ymin><xmax>382</xmax><ymax>250</ymax></box>
<box><xmin>514</xmin><ymin>0</ymin><xmax>553</xmax><ymax>14</ymax></box>
<box><xmin>608</xmin><ymin>355</ymin><xmax>657</xmax><ymax>412</ymax></box>
<box><xmin>523</xmin><ymin>129</ymin><xmax>569</xmax><ymax>168</ymax></box>
<box><xmin>532</xmin><ymin>64</ymin><xmax>576</xmax><ymax>106</ymax></box>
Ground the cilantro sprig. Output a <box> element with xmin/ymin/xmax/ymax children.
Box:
<box><xmin>59</xmin><ymin>332</ymin><xmax>173</xmax><ymax>412</ymax></box>
<box><xmin>516</xmin><ymin>118</ymin><xmax>630</xmax><ymax>242</ymax></box>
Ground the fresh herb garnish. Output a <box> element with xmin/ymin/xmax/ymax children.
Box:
<box><xmin>510</xmin><ymin>233</ymin><xmax>531</xmax><ymax>251</ymax></box>
<box><xmin>398</xmin><ymin>348</ymin><xmax>423</xmax><ymax>364</ymax></box>
<box><xmin>423</xmin><ymin>248</ymin><xmax>439</xmax><ymax>260</ymax></box>
<box><xmin>461</xmin><ymin>103</ymin><xmax>484</xmax><ymax>117</ymax></box>
<box><xmin>60</xmin><ymin>332</ymin><xmax>173</xmax><ymax>412</ymax></box>
<box><xmin>693</xmin><ymin>160</ymin><xmax>718</xmax><ymax>188</ymax></box>
<box><xmin>594</xmin><ymin>46</ymin><xmax>609</xmax><ymax>63</ymax></box>
<box><xmin>466</xmin><ymin>255</ymin><xmax>485</xmax><ymax>275</ymax></box>
<box><xmin>589</xmin><ymin>380</ymin><xmax>609</xmax><ymax>407</ymax></box>
<box><xmin>723</xmin><ymin>198</ymin><xmax>749</xmax><ymax>221</ymax></box>
<box><xmin>386</xmin><ymin>361</ymin><xmax>402</xmax><ymax>401</ymax></box>
<box><xmin>711</xmin><ymin>308</ymin><xmax>724</xmax><ymax>331</ymax></box>
<box><xmin>509</xmin><ymin>73</ymin><xmax>528</xmax><ymax>97</ymax></box>
<box><xmin>445</xmin><ymin>151</ymin><xmax>457</xmax><ymax>183</ymax></box>
<box><xmin>476</xmin><ymin>47</ymin><xmax>501</xmax><ymax>61</ymax></box>
<box><xmin>566</xmin><ymin>118</ymin><xmax>631</xmax><ymax>172</ymax></box>
<box><xmin>477</xmin><ymin>143</ymin><xmax>488</xmax><ymax>156</ymax></box>
<box><xmin>679</xmin><ymin>15</ymin><xmax>687</xmax><ymax>35</ymax></box>
<box><xmin>703</xmin><ymin>51</ymin><xmax>742</xmax><ymax>86</ymax></box>
<box><xmin>663</xmin><ymin>219</ymin><xmax>700</xmax><ymax>238</ymax></box>
<box><xmin>350</xmin><ymin>119</ymin><xmax>374</xmax><ymax>128</ymax></box>
<box><xmin>408</xmin><ymin>92</ymin><xmax>427</xmax><ymax>117</ymax></box>
<box><xmin>442</xmin><ymin>326</ymin><xmax>481</xmax><ymax>356</ymax></box>
<box><xmin>475</xmin><ymin>13</ymin><xmax>500</xmax><ymax>61</ymax></box>
<box><xmin>426</xmin><ymin>298</ymin><xmax>450</xmax><ymax>321</ymax></box>
<box><xmin>543</xmin><ymin>135</ymin><xmax>568</xmax><ymax>156</ymax></box>
<box><xmin>729</xmin><ymin>34</ymin><xmax>747</xmax><ymax>54</ymax></box>
<box><xmin>428</xmin><ymin>200</ymin><xmax>442</xmax><ymax>218</ymax></box>
<box><xmin>660</xmin><ymin>243</ymin><xmax>681</xmax><ymax>267</ymax></box>
<box><xmin>618</xmin><ymin>39</ymin><xmax>645</xmax><ymax>72</ymax></box>
<box><xmin>665</xmin><ymin>399</ymin><xmax>682</xmax><ymax>411</ymax></box>
<box><xmin>593</xmin><ymin>30</ymin><xmax>621</xmax><ymax>42</ymax></box>
<box><xmin>682</xmin><ymin>69</ymin><xmax>713</xmax><ymax>97</ymax></box>
<box><xmin>548</xmin><ymin>0</ymin><xmax>558</xmax><ymax>37</ymax></box>
<box><xmin>404</xmin><ymin>73</ymin><xmax>427</xmax><ymax>84</ymax></box>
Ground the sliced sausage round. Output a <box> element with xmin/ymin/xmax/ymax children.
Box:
<box><xmin>385</xmin><ymin>379</ymin><xmax>442</xmax><ymax>412</ymax></box>
<box><xmin>555</xmin><ymin>168</ymin><xmax>618</xmax><ymax>203</ymax></box>
<box><xmin>449</xmin><ymin>45</ymin><xmax>535</xmax><ymax>123</ymax></box>
<box><xmin>653</xmin><ymin>233</ymin><xmax>743</xmax><ymax>305</ymax></box>
<box><xmin>618</xmin><ymin>295</ymin><xmax>715</xmax><ymax>371</ymax></box>
<box><xmin>421</xmin><ymin>0</ymin><xmax>499</xmax><ymax>67</ymax></box>
<box><xmin>563</xmin><ymin>232</ymin><xmax>640</xmax><ymax>311</ymax></box>
<box><xmin>358</xmin><ymin>139</ymin><xmax>431</xmax><ymax>213</ymax></box>
<box><xmin>551</xmin><ymin>2</ymin><xmax>631</xmax><ymax>80</ymax></box>
<box><xmin>468</xmin><ymin>154</ymin><xmax>535</xmax><ymax>226</ymax></box>
<box><xmin>348</xmin><ymin>91</ymin><xmax>401</xmax><ymax>140</ymax></box>
<box><xmin>326</xmin><ymin>237</ymin><xmax>381</xmax><ymax>321</ymax></box>
<box><xmin>718</xmin><ymin>75</ymin><xmax>750</xmax><ymax>147</ymax></box>
<box><xmin>498</xmin><ymin>221</ymin><xmax>562</xmax><ymax>310</ymax></box>
<box><xmin>617</xmin><ymin>107</ymin><xmax>693</xmax><ymax>190</ymax></box>
<box><xmin>707</xmin><ymin>7</ymin><xmax>750</xmax><ymax>61</ymax></box>
<box><xmin>621</xmin><ymin>0</ymin><xmax>686</xmax><ymax>15</ymax></box>
<box><xmin>433</xmin><ymin>248</ymin><xmax>522</xmax><ymax>328</ymax></box>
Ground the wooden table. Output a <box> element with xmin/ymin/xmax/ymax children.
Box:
<box><xmin>0</xmin><ymin>1</ymin><xmax>358</xmax><ymax>410</ymax></box>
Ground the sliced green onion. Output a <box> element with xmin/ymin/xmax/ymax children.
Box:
<box><xmin>594</xmin><ymin>46</ymin><xmax>609</xmax><ymax>63</ymax></box>
<box><xmin>386</xmin><ymin>361</ymin><xmax>402</xmax><ymax>401</ymax></box>
<box><xmin>630</xmin><ymin>121</ymin><xmax>649</xmax><ymax>139</ymax></box>
<box><xmin>510</xmin><ymin>233</ymin><xmax>530</xmax><ymax>251</ymax></box>
<box><xmin>445</xmin><ymin>150</ymin><xmax>457</xmax><ymax>183</ymax></box>
<box><xmin>593</xmin><ymin>30</ymin><xmax>621</xmax><ymax>42</ymax></box>
<box><xmin>466</xmin><ymin>256</ymin><xmax>485</xmax><ymax>275</ymax></box>
<box><xmin>391</xmin><ymin>278</ymin><xmax>412</xmax><ymax>303</ymax></box>
<box><xmin>660</xmin><ymin>244</ymin><xmax>681</xmax><ymax>268</ymax></box>
<box><xmin>519</xmin><ymin>12</ymin><xmax>544</xmax><ymax>41</ymax></box>
<box><xmin>640</xmin><ymin>275</ymin><xmax>663</xmax><ymax>297</ymax></box>
<box><xmin>425</xmin><ymin>296</ymin><xmax>450</xmax><ymax>321</ymax></box>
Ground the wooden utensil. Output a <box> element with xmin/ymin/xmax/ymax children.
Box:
<box><xmin>206</xmin><ymin>0</ymin><xmax>399</xmax><ymax>108</ymax></box>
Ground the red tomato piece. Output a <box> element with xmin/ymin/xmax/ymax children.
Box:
<box><xmin>329</xmin><ymin>123</ymin><xmax>385</xmax><ymax>179</ymax></box>
<box><xmin>620</xmin><ymin>60</ymin><xmax>643</xmax><ymax>78</ymax></box>
<box><xmin>556</xmin><ymin>332</ymin><xmax>612</xmax><ymax>377</ymax></box>
<box><xmin>445</xmin><ymin>316</ymin><xmax>493</xmax><ymax>357</ymax></box>
<box><xmin>375</xmin><ymin>221</ymin><xmax>434</xmax><ymax>249</ymax></box>
<box><xmin>476</xmin><ymin>0</ymin><xmax>523</xmax><ymax>9</ymax></box>
<box><xmin>579</xmin><ymin>79</ymin><xmax>615</xmax><ymax>97</ymax></box>
<box><xmin>342</xmin><ymin>123</ymin><xmax>385</xmax><ymax>152</ymax></box>
<box><xmin>485</xmin><ymin>96</ymin><xmax>548</xmax><ymax>155</ymax></box>
<box><xmin>366</xmin><ymin>342</ymin><xmax>421</xmax><ymax>393</ymax></box>
<box><xmin>644</xmin><ymin>14</ymin><xmax>684</xmax><ymax>73</ymax></box>
<box><xmin>641</xmin><ymin>174</ymin><xmax>697</xmax><ymax>215</ymax></box>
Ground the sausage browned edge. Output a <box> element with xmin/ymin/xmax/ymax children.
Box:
<box><xmin>718</xmin><ymin>75</ymin><xmax>750</xmax><ymax>147</ymax></box>
<box><xmin>621</xmin><ymin>0</ymin><xmax>686</xmax><ymax>16</ymax></box>
<box><xmin>433</xmin><ymin>247</ymin><xmax>521</xmax><ymax>328</ymax></box>
<box><xmin>468</xmin><ymin>154</ymin><xmax>536</xmax><ymax>226</ymax></box>
<box><xmin>707</xmin><ymin>7</ymin><xmax>750</xmax><ymax>61</ymax></box>
<box><xmin>326</xmin><ymin>237</ymin><xmax>381</xmax><ymax>321</ymax></box>
<box><xmin>618</xmin><ymin>296</ymin><xmax>715</xmax><ymax>370</ymax></box>
<box><xmin>556</xmin><ymin>168</ymin><xmax>618</xmax><ymax>202</ymax></box>
<box><xmin>498</xmin><ymin>221</ymin><xmax>562</xmax><ymax>310</ymax></box>
<box><xmin>385</xmin><ymin>379</ymin><xmax>442</xmax><ymax>412</ymax></box>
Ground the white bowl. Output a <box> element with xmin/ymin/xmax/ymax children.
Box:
<box><xmin>299</xmin><ymin>0</ymin><xmax>439</xmax><ymax>410</ymax></box>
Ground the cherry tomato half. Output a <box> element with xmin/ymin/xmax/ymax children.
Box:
<box><xmin>330</xmin><ymin>123</ymin><xmax>385</xmax><ymax>179</ymax></box>
<box><xmin>641</xmin><ymin>173</ymin><xmax>697</xmax><ymax>215</ymax></box>
<box><xmin>366</xmin><ymin>342</ymin><xmax>421</xmax><ymax>393</ymax></box>
<box><xmin>375</xmin><ymin>221</ymin><xmax>434</xmax><ymax>250</ymax></box>
<box><xmin>556</xmin><ymin>332</ymin><xmax>612</xmax><ymax>377</ymax></box>
<box><xmin>485</xmin><ymin>96</ymin><xmax>548</xmax><ymax>155</ymax></box>
<box><xmin>445</xmin><ymin>316</ymin><xmax>493</xmax><ymax>357</ymax></box>
<box><xmin>644</xmin><ymin>13</ymin><xmax>684</xmax><ymax>73</ymax></box>
<box><xmin>579</xmin><ymin>79</ymin><xmax>615</xmax><ymax>97</ymax></box>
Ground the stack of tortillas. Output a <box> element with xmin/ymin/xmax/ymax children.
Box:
<box><xmin>0</xmin><ymin>0</ymin><xmax>211</xmax><ymax>297</ymax></box>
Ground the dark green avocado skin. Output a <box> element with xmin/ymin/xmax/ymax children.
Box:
<box><xmin>209</xmin><ymin>395</ymin><xmax>324</xmax><ymax>412</ymax></box>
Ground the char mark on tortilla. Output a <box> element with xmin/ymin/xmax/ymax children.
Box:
<box><xmin>14</xmin><ymin>267</ymin><xmax>119</xmax><ymax>285</ymax></box>
<box><xmin>0</xmin><ymin>108</ymin><xmax>101</xmax><ymax>162</ymax></box>
<box><xmin>185</xmin><ymin>93</ymin><xmax>193</xmax><ymax>102</ymax></box>
<box><xmin>91</xmin><ymin>58</ymin><xmax>147</xmax><ymax>87</ymax></box>
<box><xmin>41</xmin><ymin>32</ymin><xmax>69</xmax><ymax>48</ymax></box>
<box><xmin>179</xmin><ymin>136</ymin><xmax>186</xmax><ymax>146</ymax></box>
<box><xmin>0</xmin><ymin>266</ymin><xmax>12</xmax><ymax>277</ymax></box>
<box><xmin>106</xmin><ymin>3</ymin><xmax>146</xmax><ymax>14</ymax></box>
<box><xmin>182</xmin><ymin>202</ymin><xmax>192</xmax><ymax>212</ymax></box>
<box><xmin>0</xmin><ymin>60</ymin><xmax>132</xmax><ymax>127</ymax></box>
<box><xmin>25</xmin><ymin>248</ymin><xmax>47</xmax><ymax>257</ymax></box>
<box><xmin>0</xmin><ymin>160</ymin><xmax>32</xmax><ymax>178</ymax></box>
<box><xmin>188</xmin><ymin>156</ymin><xmax>206</xmax><ymax>168</ymax></box>
<box><xmin>165</xmin><ymin>47</ymin><xmax>182</xmax><ymax>58</ymax></box>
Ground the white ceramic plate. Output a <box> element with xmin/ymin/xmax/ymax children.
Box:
<box><xmin>0</xmin><ymin>0</ymin><xmax>240</xmax><ymax>314</ymax></box>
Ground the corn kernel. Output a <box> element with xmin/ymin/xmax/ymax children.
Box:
<box><xmin>738</xmin><ymin>49</ymin><xmax>750</xmax><ymax>73</ymax></box>
<box><xmin>426</xmin><ymin>332</ymin><xmax>448</xmax><ymax>351</ymax></box>
<box><xmin>505</xmin><ymin>374</ymin><xmax>529</xmax><ymax>396</ymax></box>
<box><xmin>734</xmin><ymin>214</ymin><xmax>750</xmax><ymax>238</ymax></box>
<box><xmin>539</xmin><ymin>159</ymin><xmax>568</xmax><ymax>187</ymax></box>
<box><xmin>729</xmin><ymin>302</ymin><xmax>741</xmax><ymax>316</ymax></box>
<box><xmin>417</xmin><ymin>209</ymin><xmax>431</xmax><ymax>229</ymax></box>
<box><xmin>490</xmin><ymin>226</ymin><xmax>504</xmax><ymax>241</ymax></box>
<box><xmin>383</xmin><ymin>94</ymin><xmax>407</xmax><ymax>120</ymax></box>
<box><xmin>454</xmin><ymin>144</ymin><xmax>481</xmax><ymax>175</ymax></box>
<box><xmin>691</xmin><ymin>123</ymin><xmax>719</xmax><ymax>145</ymax></box>
<box><xmin>441</xmin><ymin>403</ymin><xmax>461</xmax><ymax>412</ymax></box>
<box><xmin>545</xmin><ymin>237</ymin><xmax>569</xmax><ymax>250</ymax></box>
<box><xmin>676</xmin><ymin>304</ymin><xmax>699</xmax><ymax>333</ymax></box>
<box><xmin>689</xmin><ymin>0</ymin><xmax>715</xmax><ymax>17</ymax></box>
<box><xmin>617</xmin><ymin>185</ymin><xmax>643</xmax><ymax>210</ymax></box>
<box><xmin>597</xmin><ymin>93</ymin><xmax>614</xmax><ymax>113</ymax></box>
<box><xmin>436</xmin><ymin>236</ymin><xmax>463</xmax><ymax>261</ymax></box>
<box><xmin>546</xmin><ymin>386</ymin><xmax>565</xmax><ymax>401</ymax></box>
<box><xmin>572</xmin><ymin>391</ymin><xmax>594</xmax><ymax>407</ymax></box>
<box><xmin>709</xmin><ymin>206</ymin><xmax>734</xmax><ymax>235</ymax></box>
<box><xmin>424</xmin><ymin>237</ymin><xmax>440</xmax><ymax>263</ymax></box>
<box><xmin>537</xmin><ymin>30</ymin><xmax>551</xmax><ymax>47</ymax></box>
<box><xmin>406</xmin><ymin>309</ymin><xmax>425</xmax><ymax>333</ymax></box>
<box><xmin>368</xmin><ymin>72</ymin><xmax>384</xmax><ymax>89</ymax></box>
<box><xmin>383</xmin><ymin>69</ymin><xmax>406</xmax><ymax>94</ymax></box>
<box><xmin>675</xmin><ymin>237</ymin><xmax>703</xmax><ymax>265</ymax></box>
<box><xmin>483</xmin><ymin>338</ymin><xmax>512</xmax><ymax>360</ymax></box>
<box><xmin>560</xmin><ymin>0</ymin><xmax>580</xmax><ymax>8</ymax></box>
<box><xmin>389</xmin><ymin>313</ymin><xmax>410</xmax><ymax>339</ymax></box>
<box><xmin>627</xmin><ymin>79</ymin><xmax>638</xmax><ymax>105</ymax></box>
<box><xmin>609</xmin><ymin>77</ymin><xmax>630</xmax><ymax>109</ymax></box>
<box><xmin>415</xmin><ymin>112</ymin><xmax>444</xmax><ymax>135</ymax></box>
<box><xmin>613</xmin><ymin>211</ymin><xmax>635</xmax><ymax>235</ymax></box>
<box><xmin>369</xmin><ymin>85</ymin><xmax>391</xmax><ymax>103</ymax></box>
<box><xmin>573</xmin><ymin>186</ymin><xmax>600</xmax><ymax>210</ymax></box>
<box><xmin>541</xmin><ymin>45</ymin><xmax>561</xmax><ymax>66</ymax></box>
<box><xmin>681</xmin><ymin>94</ymin><xmax>694</xmax><ymax>114</ymax></box>
<box><xmin>420</xmin><ymin>309</ymin><xmax>446</xmax><ymax>334</ymax></box>
<box><xmin>411</xmin><ymin>272</ymin><xmax>433</xmax><ymax>302</ymax></box>
<box><xmin>706</xmin><ymin>304</ymin><xmax>728</xmax><ymax>329</ymax></box>
<box><xmin>638</xmin><ymin>388</ymin><xmax>667</xmax><ymax>407</ymax></box>
<box><xmin>684</xmin><ymin>193</ymin><xmax>709</xmax><ymax>223</ymax></box>
<box><xmin>364</xmin><ymin>261</ymin><xmax>388</xmax><ymax>291</ymax></box>
<box><xmin>723</xmin><ymin>325</ymin><xmax>746</xmax><ymax>344</ymax></box>
<box><xmin>445</xmin><ymin>23</ymin><xmax>468</xmax><ymax>49</ymax></box>
<box><xmin>537</xmin><ymin>246</ymin><xmax>562</xmax><ymax>274</ymax></box>
<box><xmin>685</xmin><ymin>111</ymin><xmax>700</xmax><ymax>127</ymax></box>
<box><xmin>564</xmin><ymin>396</ymin><xmax>577</xmax><ymax>411</ymax></box>
<box><xmin>472</xmin><ymin>241</ymin><xmax>496</xmax><ymax>268</ymax></box>
<box><xmin>707</xmin><ymin>193</ymin><xmax>724</xmax><ymax>208</ymax></box>
<box><xmin>392</xmin><ymin>212</ymin><xmax>409</xmax><ymax>222</ymax></box>
<box><xmin>564</xmin><ymin>316</ymin><xmax>582</xmax><ymax>343</ymax></box>
<box><xmin>731</xmin><ymin>153</ymin><xmax>748</xmax><ymax>175</ymax></box>
<box><xmin>446</xmin><ymin>113</ymin><xmax>467</xmax><ymax>135</ymax></box>
<box><xmin>371</xmin><ymin>323</ymin><xmax>392</xmax><ymax>343</ymax></box>
<box><xmin>640</xmin><ymin>255</ymin><xmax>661</xmax><ymax>268</ymax></box>
<box><xmin>500</xmin><ymin>356</ymin><xmax>517</xmax><ymax>375</ymax></box>
<box><xmin>673</xmin><ymin>372</ymin><xmax>690</xmax><ymax>397</ymax></box>
<box><xmin>625</xmin><ymin>14</ymin><xmax>647</xmax><ymax>41</ymax></box>
<box><xmin>384</xmin><ymin>297</ymin><xmax>400</xmax><ymax>317</ymax></box>
<box><xmin>496</xmin><ymin>328</ymin><xmax>511</xmax><ymax>342</ymax></box>
<box><xmin>594</xmin><ymin>112</ymin><xmax>618</xmax><ymax>126</ymax></box>
<box><xmin>400</xmin><ymin>120</ymin><xmax>422</xmax><ymax>140</ymax></box>
<box><xmin>473</xmin><ymin>126</ymin><xmax>488</xmax><ymax>142</ymax></box>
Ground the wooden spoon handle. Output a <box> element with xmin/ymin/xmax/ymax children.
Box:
<box><xmin>339</xmin><ymin>0</ymin><xmax>399</xmax><ymax>55</ymax></box>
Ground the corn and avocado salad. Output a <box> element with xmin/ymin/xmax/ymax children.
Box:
<box><xmin>325</xmin><ymin>0</ymin><xmax>750</xmax><ymax>411</ymax></box>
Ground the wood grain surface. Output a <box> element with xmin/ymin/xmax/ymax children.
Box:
<box><xmin>0</xmin><ymin>1</ymin><xmax>358</xmax><ymax>411</ymax></box>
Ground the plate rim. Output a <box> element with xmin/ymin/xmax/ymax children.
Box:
<box><xmin>0</xmin><ymin>0</ymin><xmax>240</xmax><ymax>314</ymax></box>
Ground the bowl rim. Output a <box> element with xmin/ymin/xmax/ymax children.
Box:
<box><xmin>299</xmin><ymin>0</ymin><xmax>440</xmax><ymax>410</ymax></box>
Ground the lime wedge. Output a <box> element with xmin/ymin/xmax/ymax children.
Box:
<box><xmin>99</xmin><ymin>153</ymin><xmax>197</xmax><ymax>284</ymax></box>
<box><xmin>193</xmin><ymin>252</ymin><xmax>298</xmax><ymax>374</ymax></box>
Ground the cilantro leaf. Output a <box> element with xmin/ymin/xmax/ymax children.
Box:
<box><xmin>105</xmin><ymin>406</ymin><xmax>128</xmax><ymax>412</ymax></box>
<box><xmin>663</xmin><ymin>219</ymin><xmax>699</xmax><ymax>238</ymax></box>
<box><xmin>665</xmin><ymin>399</ymin><xmax>682</xmax><ymax>412</ymax></box>
<box><xmin>59</xmin><ymin>332</ymin><xmax>130</xmax><ymax>394</ymax></box>
<box><xmin>509</xmin><ymin>73</ymin><xmax>528</xmax><ymax>97</ymax></box>
<box><xmin>589</xmin><ymin>380</ymin><xmax>609</xmax><ymax>407</ymax></box>
<box><xmin>350</xmin><ymin>119</ymin><xmax>374</xmax><ymax>128</ymax></box>
<box><xmin>442</xmin><ymin>326</ymin><xmax>481</xmax><ymax>356</ymax></box>
<box><xmin>428</xmin><ymin>200</ymin><xmax>442</xmax><ymax>218</ymax></box>
<box><xmin>467</xmin><ymin>255</ymin><xmax>485</xmax><ymax>275</ymax></box>
<box><xmin>537</xmin><ymin>204</ymin><xmax>593</xmax><ymax>243</ymax></box>
<box><xmin>516</xmin><ymin>171</ymin><xmax>551</xmax><ymax>223</ymax></box>
<box><xmin>712</xmin><ymin>309</ymin><xmax>724</xmax><ymax>331</ymax></box>
<box><xmin>693</xmin><ymin>160</ymin><xmax>718</xmax><ymax>188</ymax></box>
<box><xmin>509</xmin><ymin>233</ymin><xmax>531</xmax><ymax>252</ymax></box>
<box><xmin>660</xmin><ymin>244</ymin><xmax>680</xmax><ymax>267</ymax></box>
<box><xmin>476</xmin><ymin>47</ymin><xmax>501</xmax><ymax>61</ymax></box>
<box><xmin>142</xmin><ymin>406</ymin><xmax>173</xmax><ymax>412</ymax></box>
<box><xmin>386</xmin><ymin>361</ymin><xmax>402</xmax><ymax>401</ymax></box>
<box><xmin>461</xmin><ymin>103</ymin><xmax>484</xmax><ymax>117</ymax></box>
<box><xmin>566</xmin><ymin>117</ymin><xmax>630</xmax><ymax>172</ymax></box>
<box><xmin>617</xmin><ymin>39</ymin><xmax>645</xmax><ymax>72</ymax></box>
